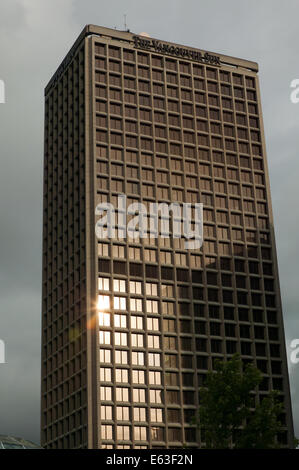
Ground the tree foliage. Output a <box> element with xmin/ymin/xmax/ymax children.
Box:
<box><xmin>196</xmin><ymin>354</ymin><xmax>284</xmax><ymax>449</ymax></box>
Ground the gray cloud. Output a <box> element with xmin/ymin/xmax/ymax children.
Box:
<box><xmin>0</xmin><ymin>0</ymin><xmax>299</xmax><ymax>445</ymax></box>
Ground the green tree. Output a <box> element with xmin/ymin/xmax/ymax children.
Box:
<box><xmin>195</xmin><ymin>354</ymin><xmax>284</xmax><ymax>449</ymax></box>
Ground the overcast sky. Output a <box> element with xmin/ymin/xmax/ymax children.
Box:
<box><xmin>0</xmin><ymin>0</ymin><xmax>299</xmax><ymax>445</ymax></box>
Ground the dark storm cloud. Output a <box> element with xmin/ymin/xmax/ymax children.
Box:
<box><xmin>0</xmin><ymin>0</ymin><xmax>78</xmax><ymax>444</ymax></box>
<box><xmin>0</xmin><ymin>0</ymin><xmax>298</xmax><ymax>445</ymax></box>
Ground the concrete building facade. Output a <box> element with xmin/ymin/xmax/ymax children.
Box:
<box><xmin>41</xmin><ymin>25</ymin><xmax>294</xmax><ymax>448</ymax></box>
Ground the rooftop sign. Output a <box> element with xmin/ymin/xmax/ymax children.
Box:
<box><xmin>133</xmin><ymin>35</ymin><xmax>221</xmax><ymax>66</ymax></box>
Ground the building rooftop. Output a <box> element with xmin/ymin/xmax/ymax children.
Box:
<box><xmin>45</xmin><ymin>24</ymin><xmax>259</xmax><ymax>95</ymax></box>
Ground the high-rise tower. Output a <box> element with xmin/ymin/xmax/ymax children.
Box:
<box><xmin>41</xmin><ymin>25</ymin><xmax>293</xmax><ymax>448</ymax></box>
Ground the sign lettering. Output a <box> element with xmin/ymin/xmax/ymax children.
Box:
<box><xmin>133</xmin><ymin>35</ymin><xmax>220</xmax><ymax>66</ymax></box>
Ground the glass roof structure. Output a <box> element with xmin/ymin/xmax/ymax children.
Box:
<box><xmin>0</xmin><ymin>435</ymin><xmax>41</xmax><ymax>449</ymax></box>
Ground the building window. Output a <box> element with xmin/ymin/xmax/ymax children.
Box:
<box><xmin>147</xmin><ymin>318</ymin><xmax>159</xmax><ymax>331</ymax></box>
<box><xmin>98</xmin><ymin>295</ymin><xmax>110</xmax><ymax>310</ymax></box>
<box><xmin>132</xmin><ymin>351</ymin><xmax>145</xmax><ymax>366</ymax></box>
<box><xmin>149</xmin><ymin>389</ymin><xmax>162</xmax><ymax>404</ymax></box>
<box><xmin>130</xmin><ymin>298</ymin><xmax>143</xmax><ymax>312</ymax></box>
<box><xmin>113</xmin><ymin>279</ymin><xmax>126</xmax><ymax>293</ymax></box>
<box><xmin>161</xmin><ymin>284</ymin><xmax>174</xmax><ymax>297</ymax></box>
<box><xmin>114</xmin><ymin>314</ymin><xmax>127</xmax><ymax>328</ymax></box>
<box><xmin>132</xmin><ymin>370</ymin><xmax>145</xmax><ymax>384</ymax></box>
<box><xmin>114</xmin><ymin>297</ymin><xmax>126</xmax><ymax>310</ymax></box>
<box><xmin>134</xmin><ymin>426</ymin><xmax>147</xmax><ymax>441</ymax></box>
<box><xmin>100</xmin><ymin>349</ymin><xmax>111</xmax><ymax>363</ymax></box>
<box><xmin>98</xmin><ymin>277</ymin><xmax>110</xmax><ymax>291</ymax></box>
<box><xmin>113</xmin><ymin>245</ymin><xmax>125</xmax><ymax>258</ymax></box>
<box><xmin>131</xmin><ymin>316</ymin><xmax>144</xmax><ymax>330</ymax></box>
<box><xmin>150</xmin><ymin>408</ymin><xmax>163</xmax><ymax>423</ymax></box>
<box><xmin>162</xmin><ymin>302</ymin><xmax>175</xmax><ymax>315</ymax></box>
<box><xmin>151</xmin><ymin>427</ymin><xmax>165</xmax><ymax>442</ymax></box>
<box><xmin>145</xmin><ymin>248</ymin><xmax>157</xmax><ymax>262</ymax></box>
<box><xmin>115</xmin><ymin>332</ymin><xmax>128</xmax><ymax>346</ymax></box>
<box><xmin>164</xmin><ymin>319</ymin><xmax>177</xmax><ymax>333</ymax></box>
<box><xmin>148</xmin><ymin>353</ymin><xmax>161</xmax><ymax>367</ymax></box>
<box><xmin>165</xmin><ymin>372</ymin><xmax>178</xmax><ymax>386</ymax></box>
<box><xmin>129</xmin><ymin>281</ymin><xmax>142</xmax><ymax>294</ymax></box>
<box><xmin>134</xmin><ymin>408</ymin><xmax>147</xmax><ymax>422</ymax></box>
<box><xmin>116</xmin><ymin>406</ymin><xmax>130</xmax><ymax>421</ymax></box>
<box><xmin>98</xmin><ymin>243</ymin><xmax>109</xmax><ymax>257</ymax></box>
<box><xmin>146</xmin><ymin>283</ymin><xmax>158</xmax><ymax>296</ymax></box>
<box><xmin>148</xmin><ymin>335</ymin><xmax>160</xmax><ymax>349</ymax></box>
<box><xmin>160</xmin><ymin>251</ymin><xmax>172</xmax><ymax>264</ymax></box>
<box><xmin>100</xmin><ymin>386</ymin><xmax>112</xmax><ymax>401</ymax></box>
<box><xmin>101</xmin><ymin>425</ymin><xmax>113</xmax><ymax>440</ymax></box>
<box><xmin>117</xmin><ymin>425</ymin><xmax>130</xmax><ymax>441</ymax></box>
<box><xmin>99</xmin><ymin>331</ymin><xmax>111</xmax><ymax>345</ymax></box>
<box><xmin>99</xmin><ymin>312</ymin><xmax>110</xmax><ymax>327</ymax></box>
<box><xmin>149</xmin><ymin>371</ymin><xmax>162</xmax><ymax>385</ymax></box>
<box><xmin>164</xmin><ymin>336</ymin><xmax>177</xmax><ymax>350</ymax></box>
<box><xmin>133</xmin><ymin>388</ymin><xmax>146</xmax><ymax>403</ymax></box>
<box><xmin>116</xmin><ymin>387</ymin><xmax>129</xmax><ymax>402</ymax></box>
<box><xmin>101</xmin><ymin>405</ymin><xmax>113</xmax><ymax>420</ymax></box>
<box><xmin>115</xmin><ymin>350</ymin><xmax>128</xmax><ymax>365</ymax></box>
<box><xmin>129</xmin><ymin>247</ymin><xmax>141</xmax><ymax>260</ymax></box>
<box><xmin>100</xmin><ymin>368</ymin><xmax>112</xmax><ymax>382</ymax></box>
<box><xmin>168</xmin><ymin>409</ymin><xmax>181</xmax><ymax>423</ymax></box>
<box><xmin>131</xmin><ymin>334</ymin><xmax>144</xmax><ymax>348</ymax></box>
<box><xmin>146</xmin><ymin>300</ymin><xmax>159</xmax><ymax>313</ymax></box>
<box><xmin>116</xmin><ymin>369</ymin><xmax>129</xmax><ymax>383</ymax></box>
